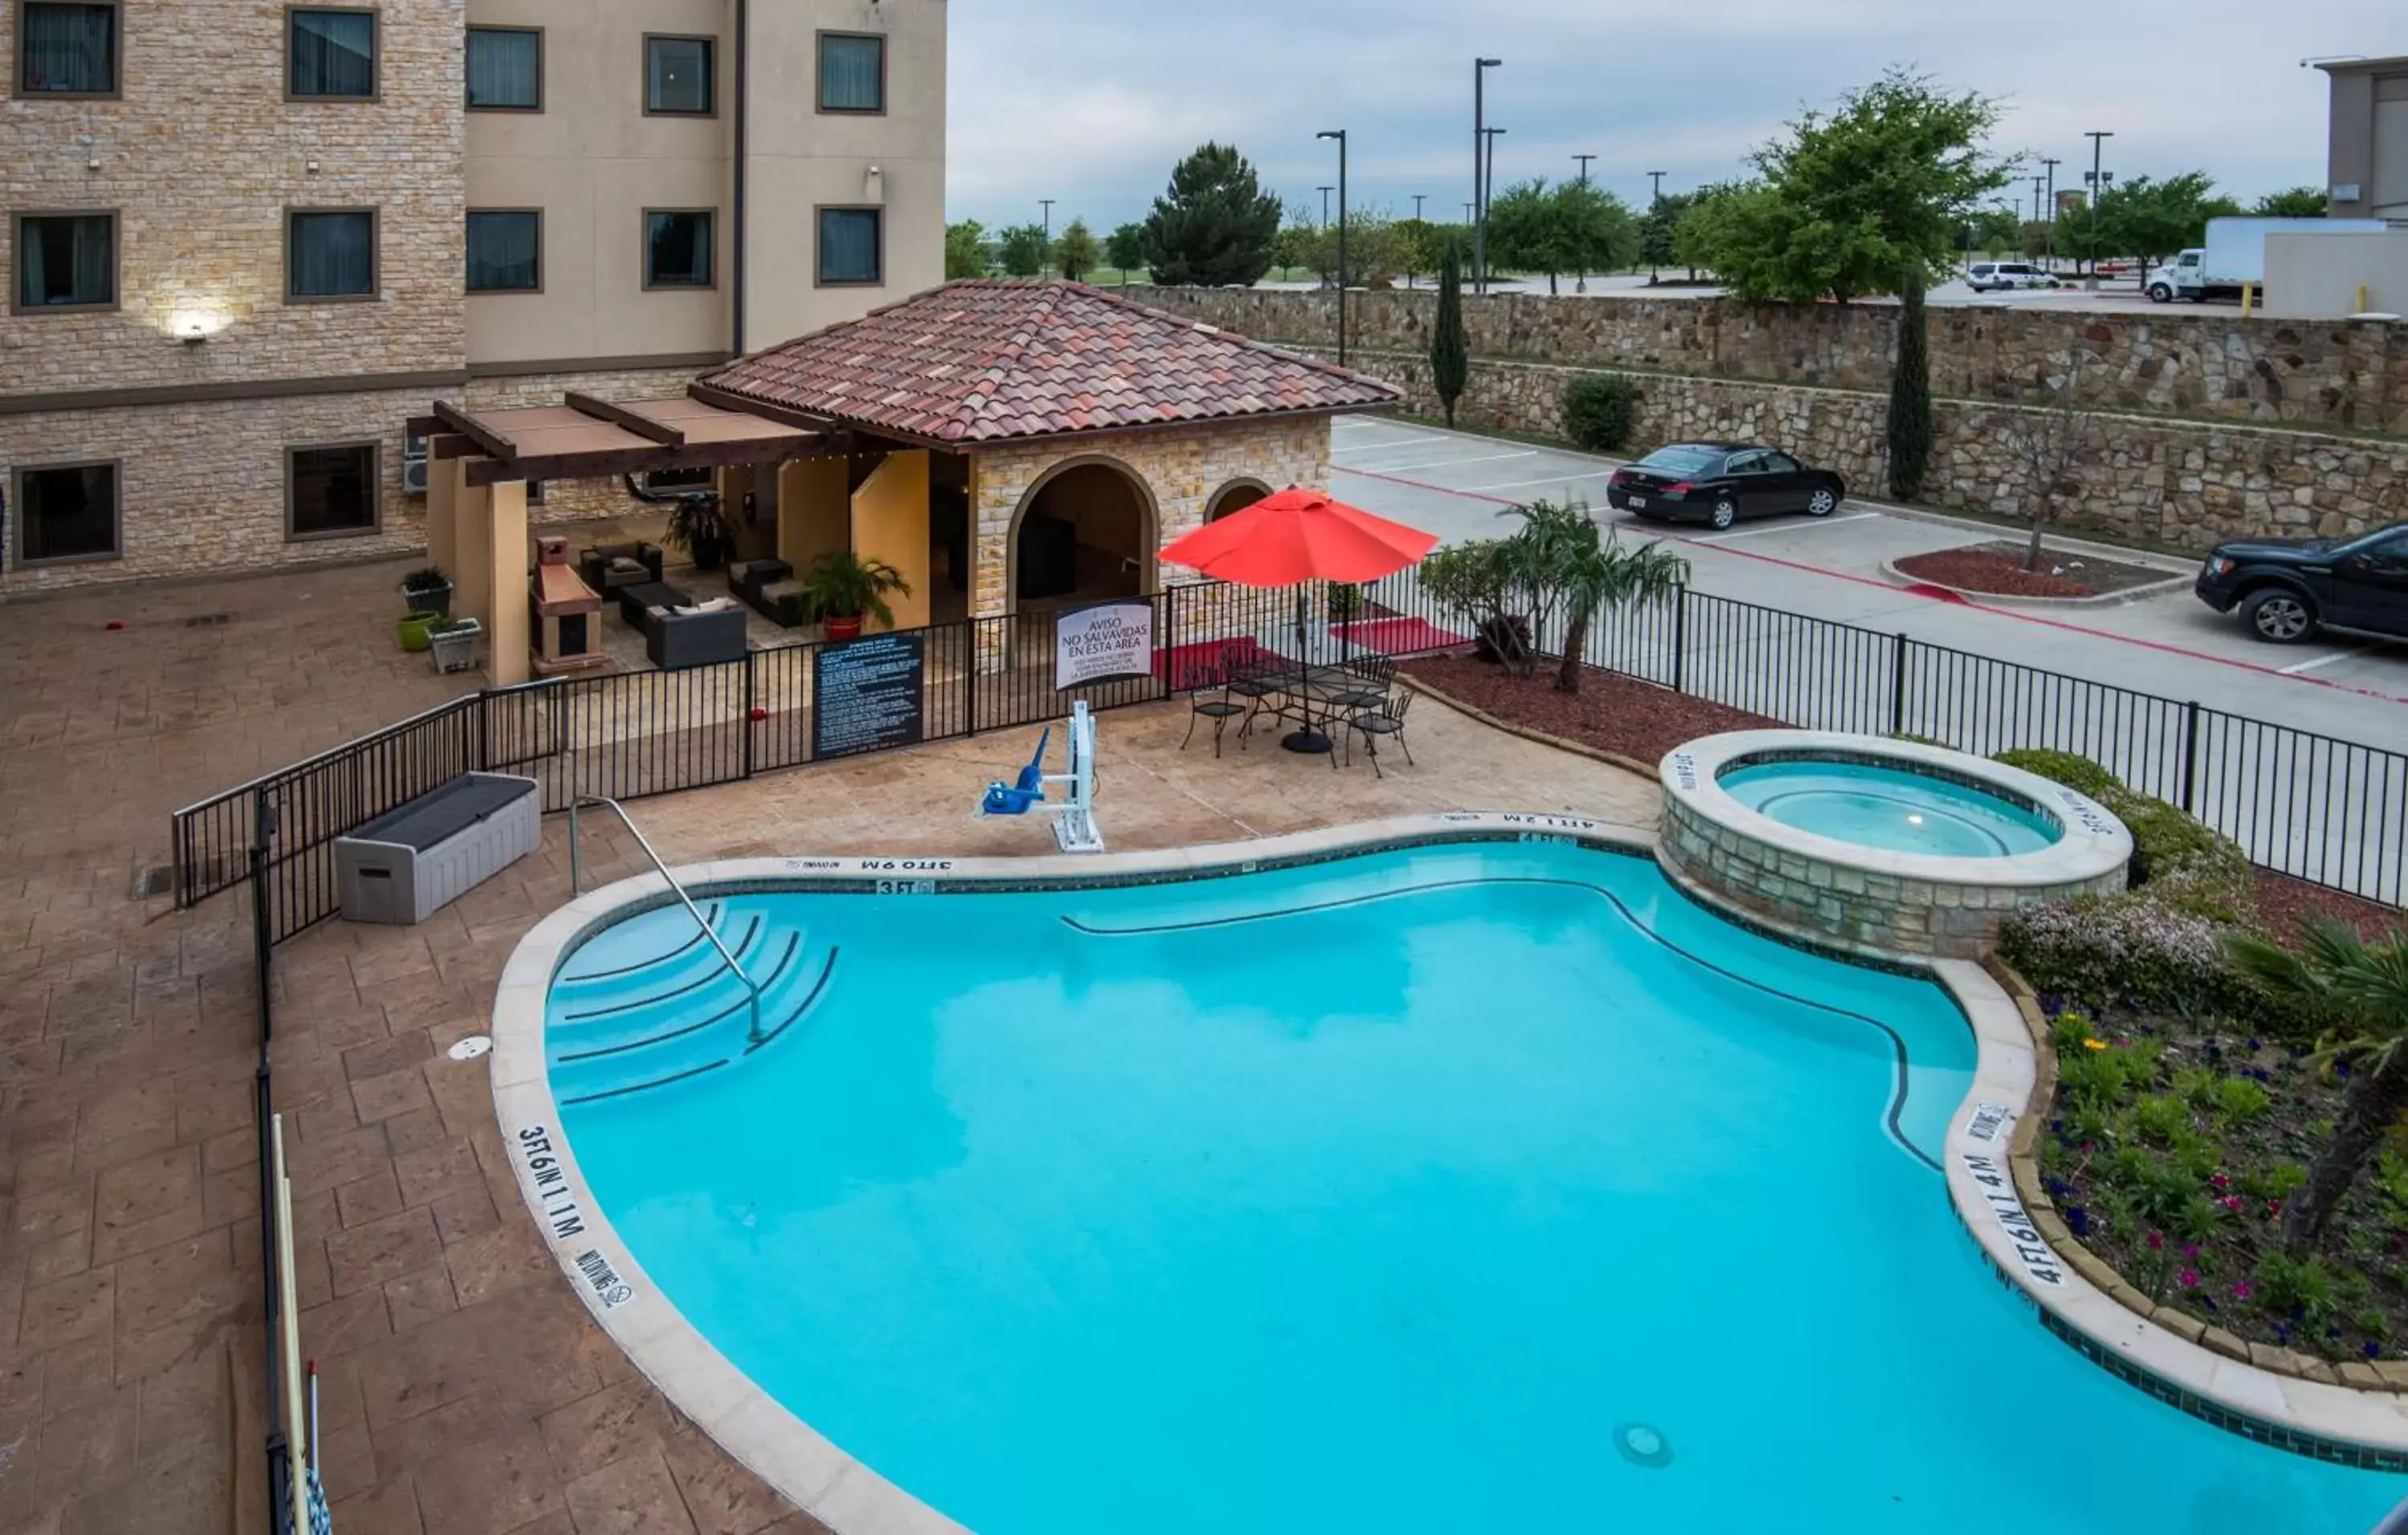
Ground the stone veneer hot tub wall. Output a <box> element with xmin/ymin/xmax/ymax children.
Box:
<box><xmin>1658</xmin><ymin>732</ymin><xmax>2134</xmax><ymax>961</ymax></box>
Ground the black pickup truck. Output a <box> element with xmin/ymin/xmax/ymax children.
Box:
<box><xmin>2193</xmin><ymin>523</ymin><xmax>2408</xmax><ymax>644</ymax></box>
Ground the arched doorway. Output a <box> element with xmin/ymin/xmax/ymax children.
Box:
<box><xmin>1206</xmin><ymin>478</ymin><xmax>1272</xmax><ymax>522</ymax></box>
<box><xmin>1007</xmin><ymin>457</ymin><xmax>1157</xmax><ymax>612</ymax></box>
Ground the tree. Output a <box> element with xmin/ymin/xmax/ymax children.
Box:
<box><xmin>996</xmin><ymin>223</ymin><xmax>1051</xmax><ymax>278</ymax></box>
<box><xmin>1959</xmin><ymin>206</ymin><xmax>2022</xmax><ymax>254</ymax></box>
<box><xmin>1393</xmin><ymin>218</ymin><xmax>1444</xmax><ymax>288</ymax></box>
<box><xmin>1680</xmin><ymin>67</ymin><xmax>2013</xmax><ymax>303</ymax></box>
<box><xmin>2225</xmin><ymin>919</ymin><xmax>2408</xmax><ymax>1250</ymax></box>
<box><xmin>2254</xmin><ymin>186</ymin><xmax>2329</xmax><ymax>218</ymax></box>
<box><xmin>1141</xmin><ymin>141</ymin><xmax>1281</xmax><ymax>287</ymax></box>
<box><xmin>1431</xmin><ymin>236</ymin><xmax>1469</xmax><ymax>430</ymax></box>
<box><xmin>2090</xmin><ymin>172</ymin><xmax>2242</xmax><ymax>271</ymax></box>
<box><xmin>1104</xmin><ymin>222</ymin><xmax>1147</xmax><ymax>283</ymax></box>
<box><xmin>2002</xmin><ymin>352</ymin><xmax>2104</xmax><ymax>571</ymax></box>
<box><xmin>1506</xmin><ymin>501</ymin><xmax>1690</xmax><ymax>694</ymax></box>
<box><xmin>1670</xmin><ymin>184</ymin><xmax>1740</xmax><ymax>279</ymax></box>
<box><xmin>944</xmin><ymin>219</ymin><xmax>990</xmax><ymax>280</ymax></box>
<box><xmin>1054</xmin><ymin>218</ymin><xmax>1100</xmax><ymax>282</ymax></box>
<box><xmin>1485</xmin><ymin>178</ymin><xmax>1639</xmax><ymax>295</ymax></box>
<box><xmin>1272</xmin><ymin>215</ymin><xmax>1322</xmax><ymax>283</ymax></box>
<box><xmin>1640</xmin><ymin>190</ymin><xmax>1698</xmax><ymax>275</ymax></box>
<box><xmin>1887</xmin><ymin>266</ymin><xmax>1933</xmax><ymax>499</ymax></box>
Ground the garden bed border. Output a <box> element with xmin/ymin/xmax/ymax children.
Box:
<box><xmin>1878</xmin><ymin>556</ymin><xmax>2191</xmax><ymax>609</ymax></box>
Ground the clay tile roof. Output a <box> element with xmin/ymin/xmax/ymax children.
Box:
<box><xmin>698</xmin><ymin>281</ymin><xmax>1400</xmax><ymax>447</ymax></box>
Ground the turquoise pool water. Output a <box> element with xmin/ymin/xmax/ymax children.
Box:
<box><xmin>547</xmin><ymin>842</ymin><xmax>2402</xmax><ymax>1534</ymax></box>
<box><xmin>1719</xmin><ymin>759</ymin><xmax>2063</xmax><ymax>857</ymax></box>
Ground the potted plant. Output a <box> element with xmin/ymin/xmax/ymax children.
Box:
<box><xmin>397</xmin><ymin>609</ymin><xmax>441</xmax><ymax>652</ymax></box>
<box><xmin>662</xmin><ymin>499</ymin><xmax>735</xmax><ymax>572</ymax></box>
<box><xmin>398</xmin><ymin>565</ymin><xmax>454</xmax><ymax>617</ymax></box>
<box><xmin>1325</xmin><ymin>581</ymin><xmax>1365</xmax><ymax>621</ymax></box>
<box><xmin>799</xmin><ymin>550</ymin><xmax>912</xmax><ymax>641</ymax></box>
<box><xmin>426</xmin><ymin>616</ymin><xmax>482</xmax><ymax>674</ymax></box>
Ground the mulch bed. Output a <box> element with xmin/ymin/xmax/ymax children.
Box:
<box><xmin>1896</xmin><ymin>540</ymin><xmax>2173</xmax><ymax>599</ymax></box>
<box><xmin>1404</xmin><ymin>653</ymin><xmax>1777</xmax><ymax>764</ymax></box>
<box><xmin>2252</xmin><ymin>869</ymin><xmax>2406</xmax><ymax>944</ymax></box>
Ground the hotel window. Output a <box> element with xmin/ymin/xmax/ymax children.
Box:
<box><xmin>466</xmin><ymin>210</ymin><xmax>540</xmax><ymax>292</ymax></box>
<box><xmin>817</xmin><ymin>207</ymin><xmax>881</xmax><ymax>286</ymax></box>
<box><xmin>13</xmin><ymin>462</ymin><xmax>120</xmax><ymax>565</ymax></box>
<box><xmin>466</xmin><ymin>25</ymin><xmax>539</xmax><ymax>110</ymax></box>
<box><xmin>287</xmin><ymin>443</ymin><xmax>380</xmax><ymax>539</ymax></box>
<box><xmin>287</xmin><ymin>209</ymin><xmax>376</xmax><ymax>300</ymax></box>
<box><xmin>287</xmin><ymin>7</ymin><xmax>376</xmax><ymax>99</ymax></box>
<box><xmin>644</xmin><ymin>210</ymin><xmax>712</xmax><ymax>288</ymax></box>
<box><xmin>643</xmin><ymin>35</ymin><xmax>711</xmax><ymax>115</ymax></box>
<box><xmin>816</xmin><ymin>31</ymin><xmax>883</xmax><ymax>113</ymax></box>
<box><xmin>17</xmin><ymin>1</ymin><xmax>118</xmax><ymax>96</ymax></box>
<box><xmin>13</xmin><ymin>212</ymin><xmax>116</xmax><ymax>311</ymax></box>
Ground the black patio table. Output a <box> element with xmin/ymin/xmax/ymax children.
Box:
<box><xmin>1254</xmin><ymin>662</ymin><xmax>1373</xmax><ymax>756</ymax></box>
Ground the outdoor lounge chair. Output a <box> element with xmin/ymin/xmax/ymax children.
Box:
<box><xmin>579</xmin><ymin>541</ymin><xmax>665</xmax><ymax>593</ymax></box>
<box><xmin>1342</xmin><ymin>689</ymin><xmax>1415</xmax><ymax>777</ymax></box>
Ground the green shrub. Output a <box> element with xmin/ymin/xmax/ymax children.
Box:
<box><xmin>2003</xmin><ymin>895</ymin><xmax>2231</xmax><ymax>1014</ymax></box>
<box><xmin>1561</xmin><ymin>373</ymin><xmax>1642</xmax><ymax>453</ymax></box>
<box><xmin>1994</xmin><ymin>748</ymin><xmax>2124</xmax><ymax>800</ymax></box>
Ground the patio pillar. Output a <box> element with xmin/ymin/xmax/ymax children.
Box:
<box><xmin>452</xmin><ymin>473</ymin><xmax>496</xmax><ymax>633</ymax></box>
<box><xmin>426</xmin><ymin>454</ymin><xmax>462</xmax><ymax>578</ymax></box>
<box><xmin>485</xmin><ymin>479</ymin><xmax>532</xmax><ymax>686</ymax></box>
<box><xmin>776</xmin><ymin>454</ymin><xmax>849</xmax><ymax>576</ymax></box>
<box><xmin>850</xmin><ymin>450</ymin><xmax>932</xmax><ymax>633</ymax></box>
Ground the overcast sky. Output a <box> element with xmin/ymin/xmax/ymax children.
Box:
<box><xmin>946</xmin><ymin>3</ymin><xmax>2398</xmax><ymax>233</ymax></box>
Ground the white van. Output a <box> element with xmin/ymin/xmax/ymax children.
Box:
<box><xmin>1966</xmin><ymin>261</ymin><xmax>2060</xmax><ymax>292</ymax></box>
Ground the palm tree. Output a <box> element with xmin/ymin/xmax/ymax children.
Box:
<box><xmin>1506</xmin><ymin>500</ymin><xmax>1690</xmax><ymax>694</ymax></box>
<box><xmin>2225</xmin><ymin>920</ymin><xmax>2408</xmax><ymax>1249</ymax></box>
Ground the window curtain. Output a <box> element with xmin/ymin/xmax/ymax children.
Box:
<box><xmin>291</xmin><ymin>213</ymin><xmax>373</xmax><ymax>296</ymax></box>
<box><xmin>20</xmin><ymin>3</ymin><xmax>114</xmax><ymax>92</ymax></box>
<box><xmin>467</xmin><ymin>213</ymin><xmax>539</xmax><ymax>291</ymax></box>
<box><xmin>818</xmin><ymin>35</ymin><xmax>881</xmax><ymax>111</ymax></box>
<box><xmin>466</xmin><ymin>29</ymin><xmax>539</xmax><ymax>108</ymax></box>
<box><xmin>818</xmin><ymin>210</ymin><xmax>880</xmax><ymax>283</ymax></box>
<box><xmin>18</xmin><ymin>216</ymin><xmax>112</xmax><ymax>307</ymax></box>
<box><xmin>291</xmin><ymin>10</ymin><xmax>374</xmax><ymax>96</ymax></box>
<box><xmin>646</xmin><ymin>39</ymin><xmax>710</xmax><ymax>112</ymax></box>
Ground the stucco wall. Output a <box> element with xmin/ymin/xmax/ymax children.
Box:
<box><xmin>1352</xmin><ymin>347</ymin><xmax>2407</xmax><ymax>551</ymax></box>
<box><xmin>966</xmin><ymin>418</ymin><xmax>1332</xmax><ymax>619</ymax></box>
<box><xmin>1148</xmin><ymin>287</ymin><xmax>2408</xmax><ymax>433</ymax></box>
<box><xmin>2264</xmin><ymin>230</ymin><xmax>2408</xmax><ymax>320</ymax></box>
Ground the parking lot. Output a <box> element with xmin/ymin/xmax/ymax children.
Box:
<box><xmin>1261</xmin><ymin>271</ymin><xmax>2176</xmax><ymax>314</ymax></box>
<box><xmin>1330</xmin><ymin>417</ymin><xmax>2408</xmax><ymax>752</ymax></box>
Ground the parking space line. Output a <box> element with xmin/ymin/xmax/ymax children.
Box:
<box><xmin>2279</xmin><ymin>646</ymin><xmax>2366</xmax><ymax>676</ymax></box>
<box><xmin>1457</xmin><ymin>470</ymin><xmax>1620</xmax><ymax>494</ymax></box>
<box><xmin>1688</xmin><ymin>513</ymin><xmax>1880</xmax><ymax>542</ymax></box>
<box><xmin>1330</xmin><ymin>450</ymin><xmax>1538</xmax><ymax>473</ymax></box>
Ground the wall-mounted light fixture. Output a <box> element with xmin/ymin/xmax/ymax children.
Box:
<box><xmin>864</xmin><ymin>164</ymin><xmax>884</xmax><ymax>202</ymax></box>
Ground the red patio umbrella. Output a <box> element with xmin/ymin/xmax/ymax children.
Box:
<box><xmin>1160</xmin><ymin>487</ymin><xmax>1438</xmax><ymax>754</ymax></box>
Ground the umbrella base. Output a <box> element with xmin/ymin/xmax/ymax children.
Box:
<box><xmin>1280</xmin><ymin>730</ymin><xmax>1334</xmax><ymax>755</ymax></box>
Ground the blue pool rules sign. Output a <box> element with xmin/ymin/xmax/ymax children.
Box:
<box><xmin>1056</xmin><ymin>599</ymin><xmax>1154</xmax><ymax>689</ymax></box>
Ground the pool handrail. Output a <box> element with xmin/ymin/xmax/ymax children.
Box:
<box><xmin>2373</xmin><ymin>1495</ymin><xmax>2408</xmax><ymax>1535</ymax></box>
<box><xmin>567</xmin><ymin>795</ymin><xmax>765</xmax><ymax>1048</ymax></box>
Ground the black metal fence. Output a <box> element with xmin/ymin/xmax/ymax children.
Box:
<box><xmin>173</xmin><ymin>576</ymin><xmax>2405</xmax><ymax>941</ymax></box>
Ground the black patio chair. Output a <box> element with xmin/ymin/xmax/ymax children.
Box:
<box><xmin>1343</xmin><ymin>688</ymin><xmax>1417</xmax><ymax>778</ymax></box>
<box><xmin>1181</xmin><ymin>668</ymin><xmax>1252</xmax><ymax>758</ymax></box>
<box><xmin>1325</xmin><ymin>654</ymin><xmax>1397</xmax><ymax>712</ymax></box>
<box><xmin>1220</xmin><ymin>641</ymin><xmax>1288</xmax><ymax>745</ymax></box>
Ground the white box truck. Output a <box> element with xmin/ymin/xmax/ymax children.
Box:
<box><xmin>2146</xmin><ymin>216</ymin><xmax>2390</xmax><ymax>303</ymax></box>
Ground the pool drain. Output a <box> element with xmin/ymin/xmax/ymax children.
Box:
<box><xmin>1615</xmin><ymin>1423</ymin><xmax>1673</xmax><ymax>1469</ymax></box>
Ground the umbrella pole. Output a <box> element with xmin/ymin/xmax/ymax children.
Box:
<box><xmin>1283</xmin><ymin>583</ymin><xmax>1332</xmax><ymax>755</ymax></box>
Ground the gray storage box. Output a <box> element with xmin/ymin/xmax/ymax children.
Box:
<box><xmin>336</xmin><ymin>772</ymin><xmax>541</xmax><ymax>925</ymax></box>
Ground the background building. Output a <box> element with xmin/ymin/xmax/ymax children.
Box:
<box><xmin>2316</xmin><ymin>55</ymin><xmax>2408</xmax><ymax>221</ymax></box>
<box><xmin>0</xmin><ymin>0</ymin><xmax>946</xmax><ymax>593</ymax></box>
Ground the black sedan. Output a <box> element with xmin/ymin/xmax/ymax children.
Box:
<box><xmin>1605</xmin><ymin>442</ymin><xmax>1847</xmax><ymax>531</ymax></box>
<box><xmin>2193</xmin><ymin>523</ymin><xmax>2408</xmax><ymax>644</ymax></box>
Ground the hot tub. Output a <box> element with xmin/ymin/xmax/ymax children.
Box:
<box><xmin>1658</xmin><ymin>732</ymin><xmax>2132</xmax><ymax>960</ymax></box>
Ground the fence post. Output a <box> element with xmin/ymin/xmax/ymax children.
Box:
<box><xmin>1670</xmin><ymin>589</ymin><xmax>1688</xmax><ymax>695</ymax></box>
<box><xmin>2181</xmin><ymin>700</ymin><xmax>2201</xmax><ymax>813</ymax></box>
<box><xmin>476</xmin><ymin>689</ymin><xmax>490</xmax><ymax>771</ymax></box>
<box><xmin>1889</xmin><ymin>633</ymin><xmax>1910</xmax><ymax>736</ymax></box>
<box><xmin>742</xmin><ymin>655</ymin><xmax>758</xmax><ymax>780</ymax></box>
<box><xmin>1160</xmin><ymin>584</ymin><xmax>1177</xmax><ymax>699</ymax></box>
<box><xmin>962</xmin><ymin>622</ymin><xmax>978</xmax><ymax>739</ymax></box>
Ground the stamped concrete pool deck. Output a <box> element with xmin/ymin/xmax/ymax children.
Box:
<box><xmin>0</xmin><ymin>555</ymin><xmax>1657</xmax><ymax>1535</ymax></box>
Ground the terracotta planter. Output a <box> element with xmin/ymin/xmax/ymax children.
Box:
<box><xmin>824</xmin><ymin>614</ymin><xmax>864</xmax><ymax>642</ymax></box>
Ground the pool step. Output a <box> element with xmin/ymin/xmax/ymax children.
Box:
<box><xmin>547</xmin><ymin>900</ymin><xmax>839</xmax><ymax>1106</ymax></box>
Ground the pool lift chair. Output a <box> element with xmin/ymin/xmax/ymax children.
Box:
<box><xmin>977</xmin><ymin>701</ymin><xmax>1104</xmax><ymax>853</ymax></box>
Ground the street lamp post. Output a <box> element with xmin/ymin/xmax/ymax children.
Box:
<box><xmin>1319</xmin><ymin>130</ymin><xmax>1348</xmax><ymax>367</ymax></box>
<box><xmin>1646</xmin><ymin>169</ymin><xmax>1666</xmax><ymax>284</ymax></box>
<box><xmin>2040</xmin><ymin>156</ymin><xmax>2061</xmax><ymax>268</ymax></box>
<box><xmin>1571</xmin><ymin>154</ymin><xmax>1597</xmax><ymax>292</ymax></box>
<box><xmin>1316</xmin><ymin>186</ymin><xmax>1333</xmax><ymax>227</ymax></box>
<box><xmin>1482</xmin><ymin>124</ymin><xmax>1506</xmax><ymax>274</ymax></box>
<box><xmin>1474</xmin><ymin>57</ymin><xmax>1502</xmax><ymax>294</ymax></box>
<box><xmin>2083</xmin><ymin>130</ymin><xmax>2113</xmax><ymax>287</ymax></box>
<box><xmin>1039</xmin><ymin>200</ymin><xmax>1054</xmax><ymax>242</ymax></box>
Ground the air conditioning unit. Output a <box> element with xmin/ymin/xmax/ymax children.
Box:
<box><xmin>401</xmin><ymin>432</ymin><xmax>429</xmax><ymax>497</ymax></box>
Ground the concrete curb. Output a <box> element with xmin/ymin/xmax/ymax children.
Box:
<box><xmin>1877</xmin><ymin>556</ymin><xmax>2192</xmax><ymax>609</ymax></box>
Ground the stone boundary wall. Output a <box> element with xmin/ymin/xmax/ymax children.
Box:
<box><xmin>1146</xmin><ymin>287</ymin><xmax>2408</xmax><ymax>434</ymax></box>
<box><xmin>1348</xmin><ymin>347</ymin><xmax>2406</xmax><ymax>551</ymax></box>
<box><xmin>1658</xmin><ymin>794</ymin><xmax>2124</xmax><ymax>960</ymax></box>
<box><xmin>0</xmin><ymin>365</ymin><xmax>701</xmax><ymax>596</ymax></box>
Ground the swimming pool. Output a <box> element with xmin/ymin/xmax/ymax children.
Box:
<box><xmin>1719</xmin><ymin>759</ymin><xmax>2062</xmax><ymax>857</ymax></box>
<box><xmin>527</xmin><ymin>838</ymin><xmax>2403</xmax><ymax>1534</ymax></box>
